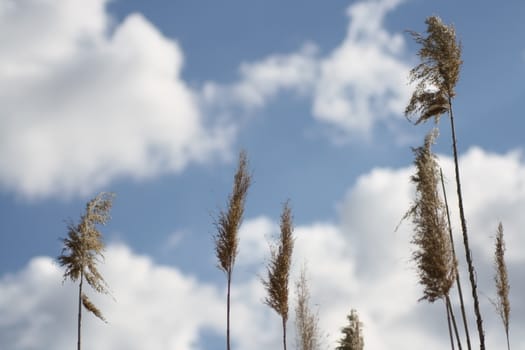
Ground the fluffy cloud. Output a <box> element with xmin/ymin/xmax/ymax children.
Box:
<box><xmin>1</xmin><ymin>147</ymin><xmax>524</xmax><ymax>350</ymax></box>
<box><xmin>313</xmin><ymin>0</ymin><xmax>411</xmax><ymax>134</ymax></box>
<box><xmin>0</xmin><ymin>0</ymin><xmax>414</xmax><ymax>198</ymax></box>
<box><xmin>202</xmin><ymin>44</ymin><xmax>319</xmax><ymax>109</ymax></box>
<box><xmin>204</xmin><ymin>0</ymin><xmax>411</xmax><ymax>137</ymax></box>
<box><xmin>0</xmin><ymin>0</ymin><xmax>231</xmax><ymax>198</ymax></box>
<box><xmin>0</xmin><ymin>244</ymin><xmax>225</xmax><ymax>350</ymax></box>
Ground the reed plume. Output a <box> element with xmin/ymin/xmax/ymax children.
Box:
<box><xmin>407</xmin><ymin>130</ymin><xmax>456</xmax><ymax>302</ymax></box>
<box><xmin>58</xmin><ymin>192</ymin><xmax>114</xmax><ymax>350</ymax></box>
<box><xmin>294</xmin><ymin>264</ymin><xmax>321</xmax><ymax>350</ymax></box>
<box><xmin>406</xmin><ymin>16</ymin><xmax>461</xmax><ymax>124</ymax></box>
<box><xmin>214</xmin><ymin>150</ymin><xmax>251</xmax><ymax>350</ymax></box>
<box><xmin>406</xmin><ymin>131</ymin><xmax>461</xmax><ymax>350</ymax></box>
<box><xmin>493</xmin><ymin>222</ymin><xmax>511</xmax><ymax>350</ymax></box>
<box><xmin>406</xmin><ymin>16</ymin><xmax>485</xmax><ymax>350</ymax></box>
<box><xmin>263</xmin><ymin>201</ymin><xmax>294</xmax><ymax>350</ymax></box>
<box><xmin>336</xmin><ymin>309</ymin><xmax>364</xmax><ymax>350</ymax></box>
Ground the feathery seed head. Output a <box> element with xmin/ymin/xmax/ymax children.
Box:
<box><xmin>336</xmin><ymin>309</ymin><xmax>364</xmax><ymax>350</ymax></box>
<box><xmin>263</xmin><ymin>201</ymin><xmax>295</xmax><ymax>322</ymax></box>
<box><xmin>493</xmin><ymin>222</ymin><xmax>511</xmax><ymax>336</ymax></box>
<box><xmin>295</xmin><ymin>265</ymin><xmax>321</xmax><ymax>350</ymax></box>
<box><xmin>82</xmin><ymin>293</ymin><xmax>106</xmax><ymax>323</ymax></box>
<box><xmin>215</xmin><ymin>151</ymin><xmax>251</xmax><ymax>274</ymax></box>
<box><xmin>58</xmin><ymin>192</ymin><xmax>114</xmax><ymax>322</ymax></box>
<box><xmin>408</xmin><ymin>130</ymin><xmax>456</xmax><ymax>302</ymax></box>
<box><xmin>406</xmin><ymin>16</ymin><xmax>462</xmax><ymax>124</ymax></box>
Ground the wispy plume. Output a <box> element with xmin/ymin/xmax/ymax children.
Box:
<box><xmin>493</xmin><ymin>222</ymin><xmax>511</xmax><ymax>350</ymax></box>
<box><xmin>58</xmin><ymin>192</ymin><xmax>114</xmax><ymax>350</ymax></box>
<box><xmin>214</xmin><ymin>150</ymin><xmax>252</xmax><ymax>350</ymax></box>
<box><xmin>263</xmin><ymin>201</ymin><xmax>295</xmax><ymax>350</ymax></box>
<box><xmin>407</xmin><ymin>130</ymin><xmax>456</xmax><ymax>302</ymax></box>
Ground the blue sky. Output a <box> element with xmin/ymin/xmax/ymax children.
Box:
<box><xmin>1</xmin><ymin>0</ymin><xmax>524</xmax><ymax>349</ymax></box>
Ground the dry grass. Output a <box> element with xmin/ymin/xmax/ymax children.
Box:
<box><xmin>493</xmin><ymin>222</ymin><xmax>511</xmax><ymax>350</ymax></box>
<box><xmin>81</xmin><ymin>293</ymin><xmax>106</xmax><ymax>322</ymax></box>
<box><xmin>263</xmin><ymin>201</ymin><xmax>295</xmax><ymax>350</ymax></box>
<box><xmin>58</xmin><ymin>192</ymin><xmax>114</xmax><ymax>318</ymax></box>
<box><xmin>405</xmin><ymin>16</ymin><xmax>462</xmax><ymax>125</ymax></box>
<box><xmin>336</xmin><ymin>309</ymin><xmax>364</xmax><ymax>350</ymax></box>
<box><xmin>406</xmin><ymin>15</ymin><xmax>485</xmax><ymax>349</ymax></box>
<box><xmin>407</xmin><ymin>130</ymin><xmax>456</xmax><ymax>302</ymax></box>
<box><xmin>214</xmin><ymin>150</ymin><xmax>251</xmax><ymax>350</ymax></box>
<box><xmin>58</xmin><ymin>192</ymin><xmax>114</xmax><ymax>350</ymax></box>
<box><xmin>215</xmin><ymin>150</ymin><xmax>251</xmax><ymax>275</ymax></box>
<box><xmin>294</xmin><ymin>265</ymin><xmax>321</xmax><ymax>350</ymax></box>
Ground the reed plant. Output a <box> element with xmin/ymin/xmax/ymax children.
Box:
<box><xmin>407</xmin><ymin>130</ymin><xmax>456</xmax><ymax>303</ymax></box>
<box><xmin>58</xmin><ymin>192</ymin><xmax>114</xmax><ymax>350</ymax></box>
<box><xmin>336</xmin><ymin>309</ymin><xmax>364</xmax><ymax>350</ymax></box>
<box><xmin>406</xmin><ymin>16</ymin><xmax>485</xmax><ymax>350</ymax></box>
<box><xmin>405</xmin><ymin>131</ymin><xmax>461</xmax><ymax>349</ymax></box>
<box><xmin>214</xmin><ymin>150</ymin><xmax>251</xmax><ymax>350</ymax></box>
<box><xmin>263</xmin><ymin>201</ymin><xmax>295</xmax><ymax>350</ymax></box>
<box><xmin>493</xmin><ymin>222</ymin><xmax>511</xmax><ymax>350</ymax></box>
<box><xmin>294</xmin><ymin>265</ymin><xmax>321</xmax><ymax>350</ymax></box>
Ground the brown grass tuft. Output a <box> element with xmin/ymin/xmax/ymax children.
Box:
<box><xmin>81</xmin><ymin>293</ymin><xmax>106</xmax><ymax>323</ymax></box>
<box><xmin>336</xmin><ymin>309</ymin><xmax>364</xmax><ymax>350</ymax></box>
<box><xmin>263</xmin><ymin>201</ymin><xmax>294</xmax><ymax>350</ymax></box>
<box><xmin>405</xmin><ymin>16</ymin><xmax>462</xmax><ymax>124</ymax></box>
<box><xmin>215</xmin><ymin>150</ymin><xmax>251</xmax><ymax>275</ymax></box>
<box><xmin>213</xmin><ymin>150</ymin><xmax>251</xmax><ymax>350</ymax></box>
<box><xmin>406</xmin><ymin>15</ymin><xmax>485</xmax><ymax>349</ymax></box>
<box><xmin>493</xmin><ymin>222</ymin><xmax>511</xmax><ymax>350</ymax></box>
<box><xmin>294</xmin><ymin>264</ymin><xmax>321</xmax><ymax>350</ymax></box>
<box><xmin>58</xmin><ymin>192</ymin><xmax>114</xmax><ymax>350</ymax></box>
<box><xmin>407</xmin><ymin>130</ymin><xmax>456</xmax><ymax>302</ymax></box>
<box><xmin>58</xmin><ymin>192</ymin><xmax>114</xmax><ymax>312</ymax></box>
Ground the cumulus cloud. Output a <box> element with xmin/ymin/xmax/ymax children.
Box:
<box><xmin>0</xmin><ymin>0</ymin><xmax>415</xmax><ymax>198</ymax></box>
<box><xmin>313</xmin><ymin>0</ymin><xmax>411</xmax><ymax>134</ymax></box>
<box><xmin>1</xmin><ymin>147</ymin><xmax>524</xmax><ymax>350</ymax></box>
<box><xmin>0</xmin><ymin>0</ymin><xmax>232</xmax><ymax>198</ymax></box>
<box><xmin>0</xmin><ymin>244</ymin><xmax>225</xmax><ymax>350</ymax></box>
<box><xmin>202</xmin><ymin>43</ymin><xmax>319</xmax><ymax>109</ymax></box>
<box><xmin>204</xmin><ymin>0</ymin><xmax>411</xmax><ymax>137</ymax></box>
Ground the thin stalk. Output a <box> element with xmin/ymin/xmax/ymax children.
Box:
<box><xmin>440</xmin><ymin>168</ymin><xmax>472</xmax><ymax>350</ymax></box>
<box><xmin>447</xmin><ymin>295</ymin><xmax>463</xmax><ymax>350</ymax></box>
<box><xmin>446</xmin><ymin>298</ymin><xmax>456</xmax><ymax>350</ymax></box>
<box><xmin>227</xmin><ymin>272</ymin><xmax>231</xmax><ymax>350</ymax></box>
<box><xmin>77</xmin><ymin>271</ymin><xmax>83</xmax><ymax>350</ymax></box>
<box><xmin>282</xmin><ymin>317</ymin><xmax>287</xmax><ymax>350</ymax></box>
<box><xmin>448</xmin><ymin>98</ymin><xmax>485</xmax><ymax>350</ymax></box>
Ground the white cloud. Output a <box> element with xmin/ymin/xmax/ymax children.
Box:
<box><xmin>2</xmin><ymin>147</ymin><xmax>524</xmax><ymax>350</ymax></box>
<box><xmin>0</xmin><ymin>244</ymin><xmax>225</xmax><ymax>350</ymax></box>
<box><xmin>0</xmin><ymin>0</ymin><xmax>416</xmax><ymax>198</ymax></box>
<box><xmin>236</xmin><ymin>216</ymin><xmax>277</xmax><ymax>268</ymax></box>
<box><xmin>202</xmin><ymin>43</ymin><xmax>319</xmax><ymax>109</ymax></box>
<box><xmin>203</xmin><ymin>0</ymin><xmax>411</xmax><ymax>138</ymax></box>
<box><xmin>233</xmin><ymin>146</ymin><xmax>525</xmax><ymax>349</ymax></box>
<box><xmin>313</xmin><ymin>0</ymin><xmax>411</xmax><ymax>134</ymax></box>
<box><xmin>0</xmin><ymin>0</ymin><xmax>232</xmax><ymax>198</ymax></box>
